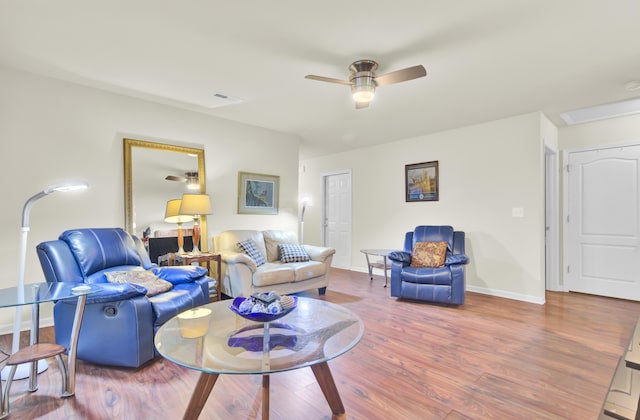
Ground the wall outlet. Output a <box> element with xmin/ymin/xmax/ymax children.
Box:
<box><xmin>512</xmin><ymin>207</ymin><xmax>524</xmax><ymax>218</ymax></box>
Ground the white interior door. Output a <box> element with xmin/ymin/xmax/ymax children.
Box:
<box><xmin>566</xmin><ymin>144</ymin><xmax>640</xmax><ymax>300</ymax></box>
<box><xmin>322</xmin><ymin>171</ymin><xmax>352</xmax><ymax>269</ymax></box>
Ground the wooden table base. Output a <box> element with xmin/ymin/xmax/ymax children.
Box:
<box><xmin>182</xmin><ymin>362</ymin><xmax>345</xmax><ymax>420</ymax></box>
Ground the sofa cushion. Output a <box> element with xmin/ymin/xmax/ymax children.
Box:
<box><xmin>218</xmin><ymin>230</ymin><xmax>267</xmax><ymax>257</ymax></box>
<box><xmin>278</xmin><ymin>243</ymin><xmax>310</xmax><ymax>263</ymax></box>
<box><xmin>401</xmin><ymin>266</ymin><xmax>452</xmax><ymax>285</ymax></box>
<box><xmin>237</xmin><ymin>239</ymin><xmax>266</xmax><ymax>266</ymax></box>
<box><xmin>60</xmin><ymin>228</ymin><xmax>142</xmax><ymax>277</ymax></box>
<box><xmin>105</xmin><ymin>269</ymin><xmax>173</xmax><ymax>297</ymax></box>
<box><xmin>411</xmin><ymin>241</ymin><xmax>447</xmax><ymax>268</ymax></box>
<box><xmin>263</xmin><ymin>230</ymin><xmax>298</xmax><ymax>262</ymax></box>
<box><xmin>253</xmin><ymin>263</ymin><xmax>295</xmax><ymax>287</ymax></box>
<box><xmin>291</xmin><ymin>261</ymin><xmax>326</xmax><ymax>281</ymax></box>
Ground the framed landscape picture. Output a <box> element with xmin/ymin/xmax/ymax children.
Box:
<box><xmin>405</xmin><ymin>161</ymin><xmax>439</xmax><ymax>202</ymax></box>
<box><xmin>238</xmin><ymin>172</ymin><xmax>279</xmax><ymax>214</ymax></box>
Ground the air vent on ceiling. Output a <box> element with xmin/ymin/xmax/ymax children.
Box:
<box><xmin>208</xmin><ymin>92</ymin><xmax>243</xmax><ymax>109</ymax></box>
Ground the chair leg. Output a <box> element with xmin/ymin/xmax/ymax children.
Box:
<box><xmin>56</xmin><ymin>355</ymin><xmax>70</xmax><ymax>397</ymax></box>
<box><xmin>1</xmin><ymin>365</ymin><xmax>17</xmax><ymax>417</ymax></box>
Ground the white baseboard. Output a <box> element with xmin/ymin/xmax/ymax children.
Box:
<box><xmin>0</xmin><ymin>316</ymin><xmax>54</xmax><ymax>336</ymax></box>
<box><xmin>466</xmin><ymin>285</ymin><xmax>546</xmax><ymax>305</ymax></box>
<box><xmin>347</xmin><ymin>267</ymin><xmax>545</xmax><ymax>304</ymax></box>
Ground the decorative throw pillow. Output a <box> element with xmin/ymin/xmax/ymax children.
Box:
<box><xmin>237</xmin><ymin>239</ymin><xmax>266</xmax><ymax>266</ymax></box>
<box><xmin>104</xmin><ymin>270</ymin><xmax>173</xmax><ymax>297</ymax></box>
<box><xmin>278</xmin><ymin>243</ymin><xmax>310</xmax><ymax>263</ymax></box>
<box><xmin>411</xmin><ymin>241</ymin><xmax>447</xmax><ymax>268</ymax></box>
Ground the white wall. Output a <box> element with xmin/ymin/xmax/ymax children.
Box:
<box><xmin>0</xmin><ymin>66</ymin><xmax>300</xmax><ymax>332</ymax></box>
<box><xmin>559</xmin><ymin>114</ymin><xmax>640</xmax><ymax>150</ymax></box>
<box><xmin>300</xmin><ymin>112</ymin><xmax>551</xmax><ymax>303</ymax></box>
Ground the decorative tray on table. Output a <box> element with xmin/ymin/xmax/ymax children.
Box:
<box><xmin>229</xmin><ymin>292</ymin><xmax>297</xmax><ymax>323</ymax></box>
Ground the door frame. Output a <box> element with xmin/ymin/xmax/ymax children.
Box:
<box><xmin>545</xmin><ymin>146</ymin><xmax>560</xmax><ymax>291</ymax></box>
<box><xmin>562</xmin><ymin>140</ymin><xmax>640</xmax><ymax>292</ymax></box>
<box><xmin>321</xmin><ymin>169</ymin><xmax>352</xmax><ymax>267</ymax></box>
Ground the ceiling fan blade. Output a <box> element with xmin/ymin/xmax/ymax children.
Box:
<box><xmin>165</xmin><ymin>175</ymin><xmax>187</xmax><ymax>182</ymax></box>
<box><xmin>374</xmin><ymin>65</ymin><xmax>426</xmax><ymax>87</ymax></box>
<box><xmin>355</xmin><ymin>101</ymin><xmax>370</xmax><ymax>110</ymax></box>
<box><xmin>305</xmin><ymin>75</ymin><xmax>353</xmax><ymax>85</ymax></box>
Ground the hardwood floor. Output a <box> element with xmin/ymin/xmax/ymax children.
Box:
<box><xmin>1</xmin><ymin>268</ymin><xmax>639</xmax><ymax>419</ymax></box>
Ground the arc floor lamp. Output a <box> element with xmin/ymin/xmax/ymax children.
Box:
<box><xmin>1</xmin><ymin>181</ymin><xmax>89</xmax><ymax>381</ymax></box>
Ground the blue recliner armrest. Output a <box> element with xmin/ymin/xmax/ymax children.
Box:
<box><xmin>445</xmin><ymin>254</ymin><xmax>469</xmax><ymax>265</ymax></box>
<box><xmin>388</xmin><ymin>251</ymin><xmax>411</xmax><ymax>264</ymax></box>
<box><xmin>152</xmin><ymin>265</ymin><xmax>208</xmax><ymax>285</ymax></box>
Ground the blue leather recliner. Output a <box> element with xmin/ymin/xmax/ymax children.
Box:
<box><xmin>388</xmin><ymin>226</ymin><xmax>469</xmax><ymax>305</ymax></box>
<box><xmin>36</xmin><ymin>228</ymin><xmax>210</xmax><ymax>368</ymax></box>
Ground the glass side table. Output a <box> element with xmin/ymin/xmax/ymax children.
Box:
<box><xmin>360</xmin><ymin>249</ymin><xmax>395</xmax><ymax>287</ymax></box>
<box><xmin>0</xmin><ymin>282</ymin><xmax>98</xmax><ymax>418</ymax></box>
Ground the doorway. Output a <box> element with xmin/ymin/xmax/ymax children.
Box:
<box><xmin>322</xmin><ymin>170</ymin><xmax>352</xmax><ymax>269</ymax></box>
<box><xmin>545</xmin><ymin>147</ymin><xmax>559</xmax><ymax>291</ymax></box>
<box><xmin>564</xmin><ymin>143</ymin><xmax>640</xmax><ymax>301</ymax></box>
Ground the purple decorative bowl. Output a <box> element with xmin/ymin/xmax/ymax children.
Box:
<box><xmin>229</xmin><ymin>296</ymin><xmax>297</xmax><ymax>323</ymax></box>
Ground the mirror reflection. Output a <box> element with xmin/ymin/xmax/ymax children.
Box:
<box><xmin>123</xmin><ymin>138</ymin><xmax>207</xmax><ymax>253</ymax></box>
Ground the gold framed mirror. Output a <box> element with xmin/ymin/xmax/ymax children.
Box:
<box><xmin>123</xmin><ymin>138</ymin><xmax>207</xmax><ymax>250</ymax></box>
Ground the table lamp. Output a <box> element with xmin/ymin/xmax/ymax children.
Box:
<box><xmin>164</xmin><ymin>199</ymin><xmax>194</xmax><ymax>254</ymax></box>
<box><xmin>179</xmin><ymin>193</ymin><xmax>212</xmax><ymax>254</ymax></box>
<box><xmin>2</xmin><ymin>180</ymin><xmax>89</xmax><ymax>381</ymax></box>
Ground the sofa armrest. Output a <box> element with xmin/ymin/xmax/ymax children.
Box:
<box><xmin>152</xmin><ymin>265</ymin><xmax>208</xmax><ymax>285</ymax></box>
<box><xmin>304</xmin><ymin>245</ymin><xmax>336</xmax><ymax>262</ymax></box>
<box><xmin>219</xmin><ymin>250</ymin><xmax>258</xmax><ymax>272</ymax></box>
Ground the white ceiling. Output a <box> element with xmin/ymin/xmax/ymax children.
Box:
<box><xmin>2</xmin><ymin>1</ymin><xmax>640</xmax><ymax>158</ymax></box>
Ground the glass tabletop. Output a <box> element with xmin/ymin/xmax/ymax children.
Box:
<box><xmin>360</xmin><ymin>249</ymin><xmax>396</xmax><ymax>257</ymax></box>
<box><xmin>0</xmin><ymin>282</ymin><xmax>97</xmax><ymax>309</ymax></box>
<box><xmin>155</xmin><ymin>297</ymin><xmax>364</xmax><ymax>375</ymax></box>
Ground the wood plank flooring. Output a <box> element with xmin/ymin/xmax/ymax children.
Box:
<box><xmin>1</xmin><ymin>268</ymin><xmax>639</xmax><ymax>419</ymax></box>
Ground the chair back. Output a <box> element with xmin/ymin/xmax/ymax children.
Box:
<box><xmin>37</xmin><ymin>228</ymin><xmax>149</xmax><ymax>284</ymax></box>
<box><xmin>404</xmin><ymin>225</ymin><xmax>455</xmax><ymax>253</ymax></box>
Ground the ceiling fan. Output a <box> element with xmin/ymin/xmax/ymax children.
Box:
<box><xmin>305</xmin><ymin>59</ymin><xmax>426</xmax><ymax>109</ymax></box>
<box><xmin>165</xmin><ymin>171</ymin><xmax>199</xmax><ymax>190</ymax></box>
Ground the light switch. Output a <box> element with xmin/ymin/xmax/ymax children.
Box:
<box><xmin>512</xmin><ymin>207</ymin><xmax>524</xmax><ymax>218</ymax></box>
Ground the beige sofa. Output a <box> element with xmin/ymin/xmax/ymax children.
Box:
<box><xmin>215</xmin><ymin>229</ymin><xmax>336</xmax><ymax>297</ymax></box>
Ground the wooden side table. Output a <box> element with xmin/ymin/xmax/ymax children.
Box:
<box><xmin>169</xmin><ymin>253</ymin><xmax>222</xmax><ymax>301</ymax></box>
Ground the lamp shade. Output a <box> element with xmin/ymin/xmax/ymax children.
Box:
<box><xmin>179</xmin><ymin>194</ymin><xmax>212</xmax><ymax>216</ymax></box>
<box><xmin>164</xmin><ymin>199</ymin><xmax>194</xmax><ymax>224</ymax></box>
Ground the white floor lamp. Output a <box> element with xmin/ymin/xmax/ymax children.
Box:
<box><xmin>1</xmin><ymin>180</ymin><xmax>89</xmax><ymax>381</ymax></box>
<box><xmin>300</xmin><ymin>196</ymin><xmax>311</xmax><ymax>244</ymax></box>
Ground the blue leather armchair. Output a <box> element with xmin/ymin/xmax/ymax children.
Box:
<box><xmin>36</xmin><ymin>228</ymin><xmax>210</xmax><ymax>368</ymax></box>
<box><xmin>388</xmin><ymin>226</ymin><xmax>469</xmax><ymax>304</ymax></box>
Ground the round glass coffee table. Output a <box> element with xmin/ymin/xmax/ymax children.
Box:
<box><xmin>155</xmin><ymin>297</ymin><xmax>364</xmax><ymax>420</ymax></box>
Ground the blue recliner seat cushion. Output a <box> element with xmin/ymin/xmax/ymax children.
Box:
<box><xmin>401</xmin><ymin>266</ymin><xmax>452</xmax><ymax>285</ymax></box>
<box><xmin>149</xmin><ymin>281</ymin><xmax>209</xmax><ymax>326</ymax></box>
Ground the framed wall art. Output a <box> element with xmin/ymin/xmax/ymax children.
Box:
<box><xmin>238</xmin><ymin>171</ymin><xmax>279</xmax><ymax>214</ymax></box>
<box><xmin>405</xmin><ymin>161</ymin><xmax>439</xmax><ymax>202</ymax></box>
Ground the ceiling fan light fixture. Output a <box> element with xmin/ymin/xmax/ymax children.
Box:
<box><xmin>351</xmin><ymin>77</ymin><xmax>376</xmax><ymax>103</ymax></box>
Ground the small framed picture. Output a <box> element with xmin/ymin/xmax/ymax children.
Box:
<box><xmin>238</xmin><ymin>172</ymin><xmax>279</xmax><ymax>214</ymax></box>
<box><xmin>405</xmin><ymin>161</ymin><xmax>439</xmax><ymax>202</ymax></box>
